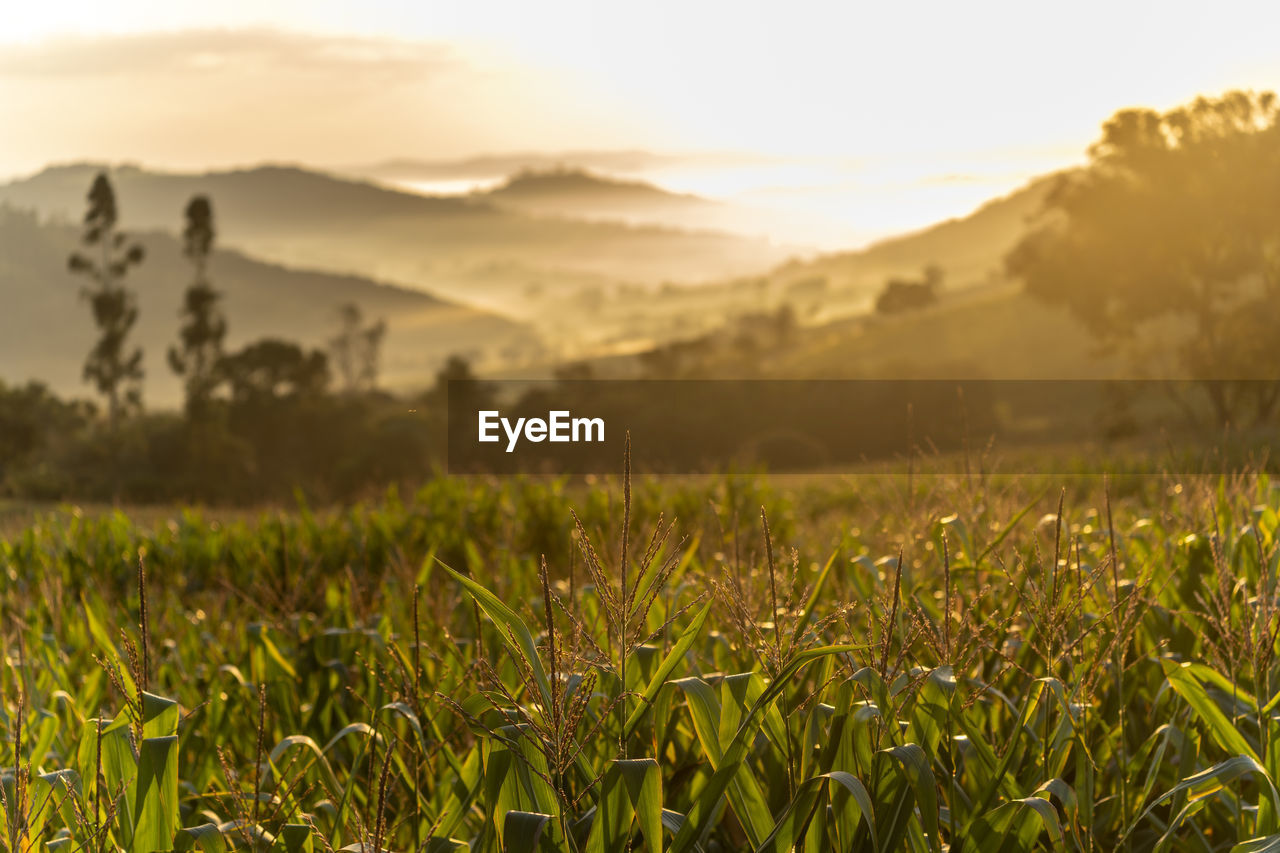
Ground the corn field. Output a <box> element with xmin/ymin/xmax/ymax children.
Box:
<box><xmin>2</xmin><ymin>466</ymin><xmax>1280</xmax><ymax>851</ymax></box>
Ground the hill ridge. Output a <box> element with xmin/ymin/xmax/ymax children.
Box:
<box><xmin>0</xmin><ymin>205</ymin><xmax>538</xmax><ymax>406</ymax></box>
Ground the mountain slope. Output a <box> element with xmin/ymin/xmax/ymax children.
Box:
<box><xmin>0</xmin><ymin>206</ymin><xmax>537</xmax><ymax>405</ymax></box>
<box><xmin>768</xmin><ymin>174</ymin><xmax>1060</xmax><ymax>307</ymax></box>
<box><xmin>341</xmin><ymin>150</ymin><xmax>769</xmax><ymax>183</ymax></box>
<box><xmin>770</xmin><ymin>283</ymin><xmax>1124</xmax><ymax>380</ymax></box>
<box><xmin>0</xmin><ymin>164</ymin><xmax>791</xmax><ymax>298</ymax></box>
<box><xmin>474</xmin><ymin>168</ymin><xmax>794</xmax><ymax>238</ymax></box>
<box><xmin>484</xmin><ymin>168</ymin><xmax>707</xmax><ymax>207</ymax></box>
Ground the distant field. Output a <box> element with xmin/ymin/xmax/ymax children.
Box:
<box><xmin>3</xmin><ymin>466</ymin><xmax>1280</xmax><ymax>850</ymax></box>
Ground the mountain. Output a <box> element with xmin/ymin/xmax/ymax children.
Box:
<box><xmin>764</xmin><ymin>174</ymin><xmax>1060</xmax><ymax>312</ymax></box>
<box><xmin>768</xmin><ymin>282</ymin><xmax>1124</xmax><ymax>380</ymax></box>
<box><xmin>532</xmin><ymin>173</ymin><xmax>1082</xmax><ymax>378</ymax></box>
<box><xmin>0</xmin><ymin>206</ymin><xmax>537</xmax><ymax>406</ymax></box>
<box><xmin>0</xmin><ymin>163</ymin><xmax>791</xmax><ymax>301</ymax></box>
<box><xmin>340</xmin><ymin>150</ymin><xmax>774</xmax><ymax>183</ymax></box>
<box><xmin>583</xmin><ymin>173</ymin><xmax>1063</xmax><ymax>348</ymax></box>
<box><xmin>485</xmin><ymin>168</ymin><xmax>706</xmax><ymax>208</ymax></box>
<box><xmin>0</xmin><ymin>162</ymin><xmax>1067</xmax><ymax>376</ymax></box>
<box><xmin>474</xmin><ymin>168</ymin><xmax>780</xmax><ymax>236</ymax></box>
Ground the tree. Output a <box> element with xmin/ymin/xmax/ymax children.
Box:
<box><xmin>67</xmin><ymin>173</ymin><xmax>146</xmax><ymax>430</ymax></box>
<box><xmin>328</xmin><ymin>302</ymin><xmax>387</xmax><ymax>394</ymax></box>
<box><xmin>218</xmin><ymin>339</ymin><xmax>330</xmax><ymax>404</ymax></box>
<box><xmin>0</xmin><ymin>381</ymin><xmax>91</xmax><ymax>489</ymax></box>
<box><xmin>421</xmin><ymin>353</ymin><xmax>494</xmax><ymax>412</ymax></box>
<box><xmin>1006</xmin><ymin>90</ymin><xmax>1280</xmax><ymax>424</ymax></box>
<box><xmin>168</xmin><ymin>195</ymin><xmax>227</xmax><ymax>418</ymax></box>
<box><xmin>875</xmin><ymin>265</ymin><xmax>941</xmax><ymax>315</ymax></box>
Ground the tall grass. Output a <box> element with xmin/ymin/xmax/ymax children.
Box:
<box><xmin>1</xmin><ymin>468</ymin><xmax>1279</xmax><ymax>850</ymax></box>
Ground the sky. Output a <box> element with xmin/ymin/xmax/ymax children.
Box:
<box><xmin>5</xmin><ymin>1</ymin><xmax>1280</xmax><ymax>243</ymax></box>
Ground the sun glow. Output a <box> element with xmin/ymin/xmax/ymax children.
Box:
<box><xmin>5</xmin><ymin>1</ymin><xmax>1280</xmax><ymax>238</ymax></box>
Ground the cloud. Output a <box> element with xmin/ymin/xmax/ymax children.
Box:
<box><xmin>0</xmin><ymin>28</ymin><xmax>643</xmax><ymax>178</ymax></box>
<box><xmin>0</xmin><ymin>28</ymin><xmax>462</xmax><ymax>80</ymax></box>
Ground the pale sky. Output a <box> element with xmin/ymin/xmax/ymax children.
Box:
<box><xmin>4</xmin><ymin>1</ymin><xmax>1280</xmax><ymax>239</ymax></box>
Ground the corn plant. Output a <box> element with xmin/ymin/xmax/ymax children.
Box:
<box><xmin>3</xmin><ymin>469</ymin><xmax>1280</xmax><ymax>850</ymax></box>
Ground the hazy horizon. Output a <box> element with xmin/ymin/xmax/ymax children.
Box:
<box><xmin>7</xmin><ymin>2</ymin><xmax>1280</xmax><ymax>540</ymax></box>
<box><xmin>3</xmin><ymin>148</ymin><xmax>1068</xmax><ymax>251</ymax></box>
<box><xmin>8</xmin><ymin>1</ymin><xmax>1280</xmax><ymax>246</ymax></box>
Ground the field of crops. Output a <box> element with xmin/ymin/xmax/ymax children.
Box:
<box><xmin>2</xmin><ymin>464</ymin><xmax>1278</xmax><ymax>852</ymax></box>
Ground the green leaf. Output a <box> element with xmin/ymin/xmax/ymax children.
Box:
<box><xmin>423</xmin><ymin>839</ymin><xmax>470</xmax><ymax>853</ymax></box>
<box><xmin>961</xmin><ymin>797</ymin><xmax>1064</xmax><ymax>853</ymax></box>
<box><xmin>586</xmin><ymin>759</ymin><xmax>663</xmax><ymax>853</ymax></box>
<box><xmin>433</xmin><ymin>748</ymin><xmax>484</xmax><ymax>841</ymax></box>
<box><xmin>82</xmin><ymin>592</ymin><xmax>138</xmax><ymax>700</ymax></box>
<box><xmin>906</xmin><ymin>666</ymin><xmax>956</xmax><ymax>757</ymax></box>
<box><xmin>23</xmin><ymin>770</ymin><xmax>81</xmax><ymax>851</ymax></box>
<box><xmin>754</xmin><ymin>771</ymin><xmax>877</xmax><ymax>853</ymax></box>
<box><xmin>484</xmin><ymin>725</ymin><xmax>560</xmax><ymax>850</ymax></box>
<box><xmin>142</xmin><ymin>693</ymin><xmax>180</xmax><ymax>739</ymax></box>
<box><xmin>874</xmin><ymin>743</ymin><xmax>942</xmax><ymax>853</ymax></box>
<box><xmin>175</xmin><ymin>823</ymin><xmax>228</xmax><ymax>853</ymax></box>
<box><xmin>623</xmin><ymin>601</ymin><xmax>712</xmax><ymax>739</ymax></box>
<box><xmin>272</xmin><ymin>824</ymin><xmax>315</xmax><ymax>853</ymax></box>
<box><xmin>133</xmin><ymin>735</ymin><xmax>180</xmax><ymax>853</ymax></box>
<box><xmin>440</xmin><ymin>562</ymin><xmax>554</xmax><ymax>712</ymax></box>
<box><xmin>1125</xmin><ymin>754</ymin><xmax>1280</xmax><ymax>846</ymax></box>
<box><xmin>268</xmin><ymin>735</ymin><xmax>345</xmax><ymax>810</ymax></box>
<box><xmin>671</xmin><ymin>676</ymin><xmax>773</xmax><ymax>848</ymax></box>
<box><xmin>668</xmin><ymin>644</ymin><xmax>862</xmax><ymax>853</ymax></box>
<box><xmin>502</xmin><ymin>811</ymin><xmax>553</xmax><ymax>853</ymax></box>
<box><xmin>99</xmin><ymin>712</ymin><xmax>141</xmax><ymax>849</ymax></box>
<box><xmin>1162</xmin><ymin>659</ymin><xmax>1261</xmax><ymax>763</ymax></box>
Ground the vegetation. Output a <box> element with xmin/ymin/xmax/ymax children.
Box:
<box><xmin>3</xmin><ymin>467</ymin><xmax>1280</xmax><ymax>850</ymax></box>
<box><xmin>67</xmin><ymin>174</ymin><xmax>147</xmax><ymax>431</ymax></box>
<box><xmin>329</xmin><ymin>304</ymin><xmax>388</xmax><ymax>396</ymax></box>
<box><xmin>0</xmin><ymin>171</ymin><xmax>438</xmax><ymax>505</ymax></box>
<box><xmin>0</xmin><ymin>376</ymin><xmax>442</xmax><ymax>504</ymax></box>
<box><xmin>0</xmin><ymin>163</ymin><xmax>787</xmax><ymax>360</ymax></box>
<box><xmin>1009</xmin><ymin>90</ymin><xmax>1280</xmax><ymax>423</ymax></box>
<box><xmin>874</xmin><ymin>266</ymin><xmax>942</xmax><ymax>316</ymax></box>
<box><xmin>0</xmin><ymin>202</ymin><xmax>531</xmax><ymax>408</ymax></box>
<box><xmin>168</xmin><ymin>196</ymin><xmax>227</xmax><ymax>420</ymax></box>
<box><xmin>5</xmin><ymin>86</ymin><xmax>1280</xmax><ymax>852</ymax></box>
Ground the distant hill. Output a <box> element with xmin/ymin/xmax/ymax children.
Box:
<box><xmin>474</xmin><ymin>168</ymin><xmax>781</xmax><ymax>236</ymax></box>
<box><xmin>540</xmin><ymin>172</ymin><xmax>1108</xmax><ymax>381</ymax></box>
<box><xmin>476</xmin><ymin>171</ymin><xmax>1071</xmax><ymax>364</ymax></box>
<box><xmin>0</xmin><ymin>206</ymin><xmax>537</xmax><ymax>406</ymax></box>
<box><xmin>0</xmin><ymin>162</ymin><xmax>1074</xmax><ymax>376</ymax></box>
<box><xmin>766</xmin><ymin>174</ymin><xmax>1061</xmax><ymax>310</ymax></box>
<box><xmin>485</xmin><ymin>168</ymin><xmax>705</xmax><ymax>207</ymax></box>
<box><xmin>341</xmin><ymin>150</ymin><xmax>772</xmax><ymax>183</ymax></box>
<box><xmin>769</xmin><ymin>282</ymin><xmax>1126</xmax><ymax>380</ymax></box>
<box><xmin>0</xmin><ymin>163</ymin><xmax>791</xmax><ymax>300</ymax></box>
<box><xmin>560</xmin><ymin>281</ymin><xmax>1126</xmax><ymax>386</ymax></box>
<box><xmin>579</xmin><ymin>173</ymin><xmax>1066</xmax><ymax>346</ymax></box>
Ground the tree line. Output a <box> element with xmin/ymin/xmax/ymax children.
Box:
<box><xmin>68</xmin><ymin>173</ymin><xmax>390</xmax><ymax>423</ymax></box>
<box><xmin>5</xmin><ymin>89</ymin><xmax>1278</xmax><ymax>501</ymax></box>
<box><xmin>0</xmin><ymin>173</ymin><xmax>450</xmax><ymax>504</ymax></box>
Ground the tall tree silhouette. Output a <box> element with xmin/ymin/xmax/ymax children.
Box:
<box><xmin>168</xmin><ymin>195</ymin><xmax>227</xmax><ymax>418</ymax></box>
<box><xmin>328</xmin><ymin>302</ymin><xmax>387</xmax><ymax>393</ymax></box>
<box><xmin>67</xmin><ymin>172</ymin><xmax>145</xmax><ymax>431</ymax></box>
